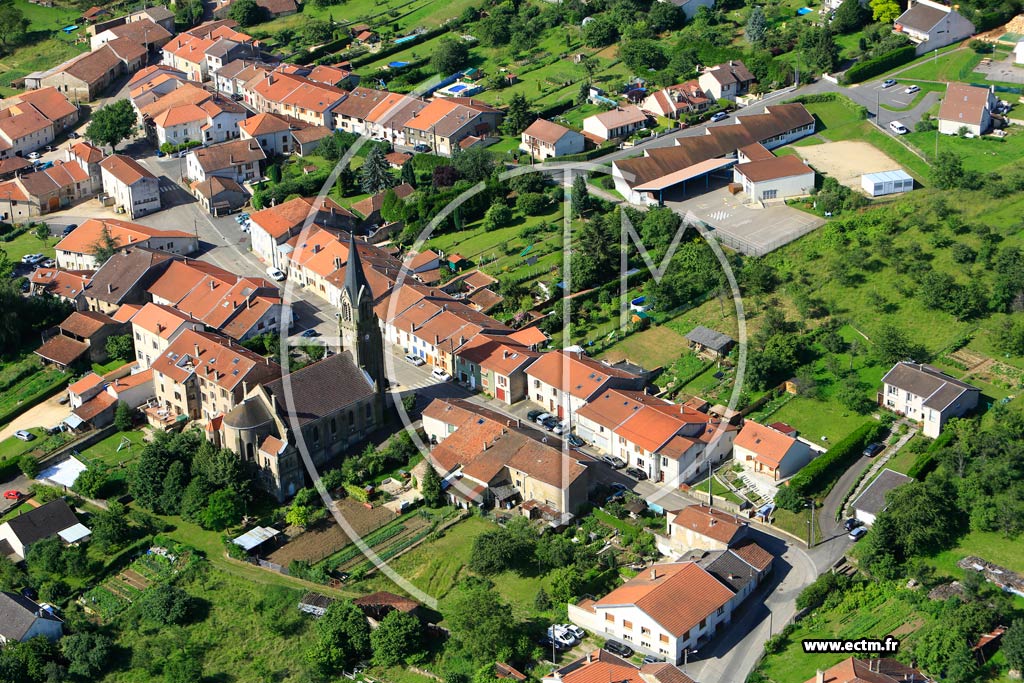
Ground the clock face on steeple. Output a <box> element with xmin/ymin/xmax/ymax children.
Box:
<box><xmin>364</xmin><ymin>334</ymin><xmax>370</xmax><ymax>341</ymax></box>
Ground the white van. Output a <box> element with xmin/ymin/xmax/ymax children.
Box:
<box><xmin>889</xmin><ymin>121</ymin><xmax>909</xmax><ymax>135</ymax></box>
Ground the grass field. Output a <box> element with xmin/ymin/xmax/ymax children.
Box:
<box><xmin>599</xmin><ymin>324</ymin><xmax>689</xmax><ymax>370</ymax></box>
<box><xmin>906</xmin><ymin>125</ymin><xmax>1024</xmax><ymax>170</ymax></box>
<box><xmin>927</xmin><ymin>529</ymin><xmax>1024</xmax><ymax>577</ymax></box>
<box><xmin>99</xmin><ymin>563</ymin><xmax>319</xmax><ymax>683</ymax></box>
<box><xmin>351</xmin><ymin>514</ymin><xmax>579</xmax><ymax>619</ymax></box>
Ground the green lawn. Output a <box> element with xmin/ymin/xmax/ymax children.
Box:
<box><xmin>691</xmin><ymin>474</ymin><xmax>743</xmax><ymax>505</ymax></box>
<box><xmin>769</xmin><ymin>398</ymin><xmax>871</xmax><ymax>447</ymax></box>
<box><xmin>1</xmin><ymin>229</ymin><xmax>57</xmax><ymax>262</ymax></box>
<box><xmin>77</xmin><ymin>430</ymin><xmax>147</xmax><ymax>469</ymax></box>
<box><xmin>897</xmin><ymin>47</ymin><xmax>984</xmax><ymax>83</ymax></box>
<box><xmin>598</xmin><ymin>324</ymin><xmax>690</xmax><ymax>370</ymax></box>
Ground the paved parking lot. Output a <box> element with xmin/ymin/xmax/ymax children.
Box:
<box><xmin>667</xmin><ymin>184</ymin><xmax>824</xmax><ymax>256</ymax></box>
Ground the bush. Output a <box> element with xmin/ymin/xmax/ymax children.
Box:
<box><xmin>842</xmin><ymin>45</ymin><xmax>917</xmax><ymax>84</ymax></box>
<box><xmin>18</xmin><ymin>454</ymin><xmax>38</xmax><ymax>478</ymax></box>
<box><xmin>796</xmin><ymin>571</ymin><xmax>851</xmax><ymax>611</ymax></box>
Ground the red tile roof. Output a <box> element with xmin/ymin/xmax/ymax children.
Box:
<box><xmin>734</xmin><ymin>420</ymin><xmax>798</xmax><ymax>467</ymax></box>
<box><xmin>671</xmin><ymin>505</ymin><xmax>746</xmax><ymax>545</ymax></box>
<box><xmin>592</xmin><ymin>562</ymin><xmax>734</xmax><ymax>637</ymax></box>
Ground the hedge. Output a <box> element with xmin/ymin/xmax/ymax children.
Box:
<box><xmin>785</xmin><ymin>92</ymin><xmax>867</xmax><ymax>119</ymax></box>
<box><xmin>789</xmin><ymin>421</ymin><xmax>883</xmax><ymax>496</ymax></box>
<box><xmin>544</xmin><ymin>143</ymin><xmax>616</xmax><ymax>163</ymax></box>
<box><xmin>842</xmin><ymin>45</ymin><xmax>917</xmax><ymax>84</ymax></box>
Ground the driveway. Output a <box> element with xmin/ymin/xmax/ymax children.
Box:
<box><xmin>0</xmin><ymin>394</ymin><xmax>69</xmax><ymax>442</ymax></box>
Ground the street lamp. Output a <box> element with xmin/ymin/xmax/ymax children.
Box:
<box><xmin>684</xmin><ymin>648</ymin><xmax>698</xmax><ymax>671</ymax></box>
<box><xmin>805</xmin><ymin>498</ymin><xmax>815</xmax><ymax>548</ymax></box>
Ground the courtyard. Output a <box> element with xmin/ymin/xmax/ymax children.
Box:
<box><xmin>666</xmin><ymin>184</ymin><xmax>824</xmax><ymax>256</ymax></box>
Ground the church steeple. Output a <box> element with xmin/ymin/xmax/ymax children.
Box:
<box><xmin>339</xmin><ymin>231</ymin><xmax>385</xmax><ymax>396</ymax></box>
<box><xmin>344</xmin><ymin>230</ymin><xmax>370</xmax><ymax>309</ymax></box>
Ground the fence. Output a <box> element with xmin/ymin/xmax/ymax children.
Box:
<box><xmin>705</xmin><ymin>218</ymin><xmax>823</xmax><ymax>257</ymax></box>
<box><xmin>257</xmin><ymin>558</ymin><xmax>289</xmax><ymax>575</ymax></box>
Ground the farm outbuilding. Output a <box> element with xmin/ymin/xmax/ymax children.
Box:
<box><xmin>861</xmin><ymin>170</ymin><xmax>914</xmax><ymax>197</ymax></box>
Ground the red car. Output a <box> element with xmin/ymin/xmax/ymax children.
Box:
<box><xmin>3</xmin><ymin>490</ymin><xmax>23</xmax><ymax>501</ymax></box>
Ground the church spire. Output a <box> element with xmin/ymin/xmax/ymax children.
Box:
<box><xmin>344</xmin><ymin>231</ymin><xmax>369</xmax><ymax>307</ymax></box>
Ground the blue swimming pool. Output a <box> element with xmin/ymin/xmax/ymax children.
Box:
<box><xmin>448</xmin><ymin>84</ymin><xmax>468</xmax><ymax>93</ymax></box>
<box><xmin>394</xmin><ymin>34</ymin><xmax>417</xmax><ymax>44</ymax></box>
<box><xmin>388</xmin><ymin>61</ymin><xmax>409</xmax><ymax>68</ymax></box>
<box><xmin>796</xmin><ymin>7</ymin><xmax>812</xmax><ymax>14</ymax></box>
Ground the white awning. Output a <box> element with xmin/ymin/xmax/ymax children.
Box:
<box><xmin>62</xmin><ymin>413</ymin><xmax>85</xmax><ymax>430</ymax></box>
<box><xmin>58</xmin><ymin>523</ymin><xmax>91</xmax><ymax>544</ymax></box>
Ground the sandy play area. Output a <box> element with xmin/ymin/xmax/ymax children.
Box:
<box><xmin>794</xmin><ymin>140</ymin><xmax>903</xmax><ymax>191</ymax></box>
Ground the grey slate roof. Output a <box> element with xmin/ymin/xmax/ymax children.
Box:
<box><xmin>881</xmin><ymin>362</ymin><xmax>979</xmax><ymax>411</ymax></box>
<box><xmin>0</xmin><ymin>592</ymin><xmax>61</xmax><ymax>642</ymax></box>
<box><xmin>3</xmin><ymin>499</ymin><xmax>80</xmax><ymax>548</ymax></box>
<box><xmin>702</xmin><ymin>549</ymin><xmax>758</xmax><ymax>593</ymax></box>
<box><xmin>265</xmin><ymin>352</ymin><xmax>375</xmax><ymax>426</ymax></box>
<box><xmin>896</xmin><ymin>2</ymin><xmax>949</xmax><ymax>32</ymax></box>
<box><xmin>685</xmin><ymin>325</ymin><xmax>734</xmax><ymax>353</ymax></box>
<box><xmin>87</xmin><ymin>247</ymin><xmax>178</xmax><ymax>304</ymax></box>
<box><xmin>851</xmin><ymin>469</ymin><xmax>913</xmax><ymax>517</ymax></box>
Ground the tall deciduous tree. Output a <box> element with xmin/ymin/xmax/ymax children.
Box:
<box><xmin>870</xmin><ymin>0</ymin><xmax>902</xmax><ymax>23</ymax></box>
<box><xmin>430</xmin><ymin>36</ymin><xmax>469</xmax><ymax>75</ymax></box>
<box><xmin>306</xmin><ymin>600</ymin><xmax>371</xmax><ymax>674</ymax></box>
<box><xmin>85</xmin><ymin>100</ymin><xmax>137</xmax><ymax>152</ymax></box>
<box><xmin>229</xmin><ymin>0</ymin><xmax>268</xmax><ymax>26</ymax></box>
<box><xmin>371</xmin><ymin>610</ymin><xmax>424</xmax><ymax>666</ymax></box>
<box><xmin>443</xmin><ymin>581</ymin><xmax>516</xmax><ymax>664</ymax></box>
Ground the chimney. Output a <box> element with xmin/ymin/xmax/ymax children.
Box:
<box><xmin>650</xmin><ymin>568</ymin><xmax>657</xmax><ymax>580</ymax></box>
<box><xmin>271</xmin><ymin>392</ymin><xmax>276</xmax><ymax>412</ymax></box>
<box><xmin>243</xmin><ymin>380</ymin><xmax>248</xmax><ymax>395</ymax></box>
<box><xmin>107</xmin><ymin>283</ymin><xmax>113</xmax><ymax>294</ymax></box>
<box><xmin>194</xmin><ymin>343</ymin><xmax>200</xmax><ymax>357</ymax></box>
<box><xmin>586</xmin><ymin>653</ymin><xmax>592</xmax><ymax>663</ymax></box>
<box><xmin>209</xmin><ymin>280</ymin><xmax>216</xmax><ymax>290</ymax></box>
<box><xmin>503</xmin><ymin>350</ymin><xmax>509</xmax><ymax>359</ymax></box>
<box><xmin>815</xmin><ymin>671</ymin><xmax>825</xmax><ymax>683</ymax></box>
<box><xmin>434</xmin><ymin>335</ymin><xmax>439</xmax><ymax>345</ymax></box>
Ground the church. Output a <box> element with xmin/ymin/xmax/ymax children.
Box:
<box><xmin>214</xmin><ymin>233</ymin><xmax>387</xmax><ymax>501</ymax></box>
